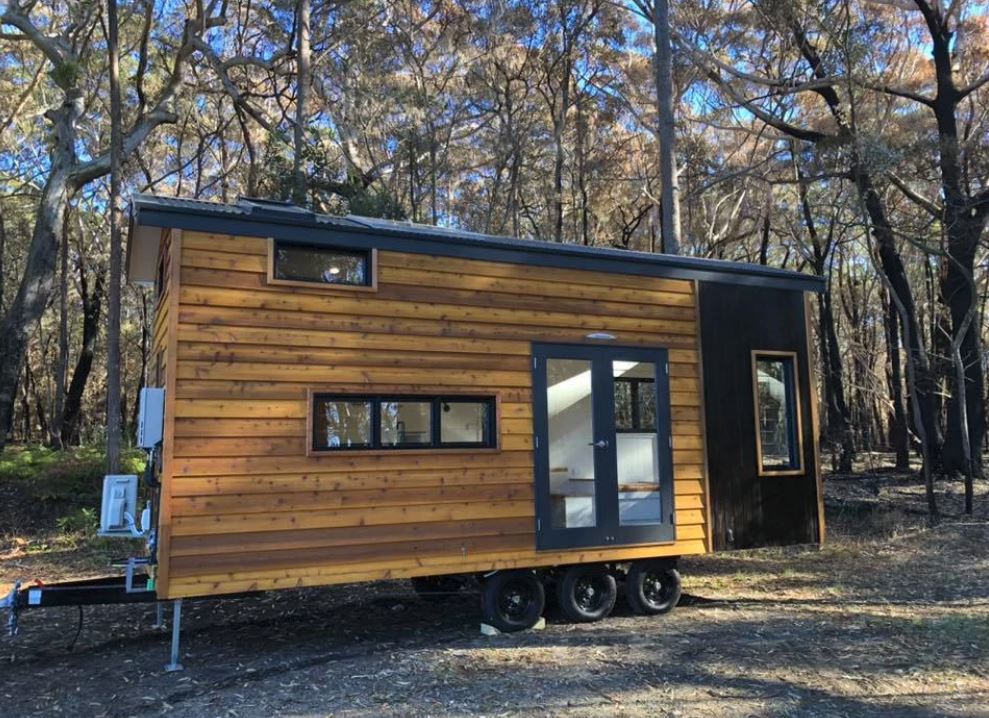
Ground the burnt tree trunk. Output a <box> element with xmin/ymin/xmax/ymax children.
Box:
<box><xmin>884</xmin><ymin>293</ymin><xmax>910</xmax><ymax>469</ymax></box>
<box><xmin>915</xmin><ymin>0</ymin><xmax>987</xmax><ymax>476</ymax></box>
<box><xmin>855</xmin><ymin>166</ymin><xmax>942</xmax><ymax>467</ymax></box>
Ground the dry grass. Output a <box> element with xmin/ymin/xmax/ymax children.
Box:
<box><xmin>1</xmin><ymin>460</ymin><xmax>988</xmax><ymax>717</ymax></box>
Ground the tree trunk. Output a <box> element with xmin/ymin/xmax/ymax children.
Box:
<box><xmin>61</xmin><ymin>265</ymin><xmax>104</xmax><ymax>447</ymax></box>
<box><xmin>885</xmin><ymin>270</ymin><xmax>939</xmax><ymax>524</ymax></box>
<box><xmin>50</xmin><ymin>211</ymin><xmax>70</xmax><ymax>448</ymax></box>
<box><xmin>292</xmin><ymin>0</ymin><xmax>311</xmax><ymax>206</ymax></box>
<box><xmin>651</xmin><ymin>0</ymin><xmax>680</xmax><ymax>254</ymax></box>
<box><xmin>819</xmin><ymin>287</ymin><xmax>854</xmax><ymax>471</ymax></box>
<box><xmin>940</xmin><ymin>214</ymin><xmax>987</xmax><ymax>476</ymax></box>
<box><xmin>106</xmin><ymin>0</ymin><xmax>124</xmax><ymax>472</ymax></box>
<box><xmin>130</xmin><ymin>289</ymin><xmax>150</xmax><ymax>434</ymax></box>
<box><xmin>0</xmin><ymin>161</ymin><xmax>75</xmax><ymax>453</ymax></box>
<box><xmin>914</xmin><ymin>1</ymin><xmax>987</xmax><ymax>478</ymax></box>
<box><xmin>26</xmin><ymin>361</ymin><xmax>49</xmax><ymax>441</ymax></box>
<box><xmin>884</xmin><ymin>293</ymin><xmax>910</xmax><ymax>470</ymax></box>
<box><xmin>551</xmin><ymin>63</ymin><xmax>570</xmax><ymax>243</ymax></box>
<box><xmin>0</xmin><ymin>213</ymin><xmax>6</xmax><ymax>315</ymax></box>
<box><xmin>853</xmin><ymin>165</ymin><xmax>942</xmax><ymax>467</ymax></box>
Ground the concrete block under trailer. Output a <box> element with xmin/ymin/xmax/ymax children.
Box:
<box><xmin>0</xmin><ymin>195</ymin><xmax>825</xmax><ymax>669</ymax></box>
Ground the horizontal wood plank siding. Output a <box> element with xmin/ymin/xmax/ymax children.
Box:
<box><xmin>160</xmin><ymin>231</ymin><xmax>709</xmax><ymax>598</ymax></box>
<box><xmin>154</xmin><ymin>229</ymin><xmax>181</xmax><ymax>595</ymax></box>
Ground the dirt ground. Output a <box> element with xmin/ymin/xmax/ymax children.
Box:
<box><xmin>2</xmin><ymin>465</ymin><xmax>988</xmax><ymax>718</ymax></box>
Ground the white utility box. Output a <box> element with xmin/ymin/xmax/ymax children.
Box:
<box><xmin>99</xmin><ymin>474</ymin><xmax>138</xmax><ymax>536</ymax></box>
<box><xmin>136</xmin><ymin>387</ymin><xmax>165</xmax><ymax>449</ymax></box>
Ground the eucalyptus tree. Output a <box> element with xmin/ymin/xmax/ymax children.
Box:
<box><xmin>0</xmin><ymin>0</ymin><xmax>212</xmax><ymax>451</ymax></box>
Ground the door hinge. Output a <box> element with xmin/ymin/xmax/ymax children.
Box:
<box><xmin>537</xmin><ymin>518</ymin><xmax>541</xmax><ymax>531</ymax></box>
<box><xmin>669</xmin><ymin>436</ymin><xmax>673</xmax><ymax>449</ymax></box>
<box><xmin>533</xmin><ymin>357</ymin><xmax>538</xmax><ymax>369</ymax></box>
<box><xmin>535</xmin><ymin>435</ymin><xmax>539</xmax><ymax>449</ymax></box>
<box><xmin>665</xmin><ymin>362</ymin><xmax>669</xmax><ymax>375</ymax></box>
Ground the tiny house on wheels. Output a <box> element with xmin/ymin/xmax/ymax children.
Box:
<box><xmin>3</xmin><ymin>194</ymin><xmax>825</xmax><ymax>664</ymax></box>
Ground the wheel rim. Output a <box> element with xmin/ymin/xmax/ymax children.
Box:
<box><xmin>642</xmin><ymin>571</ymin><xmax>671</xmax><ymax>607</ymax></box>
<box><xmin>499</xmin><ymin>579</ymin><xmax>534</xmax><ymax>620</ymax></box>
<box><xmin>574</xmin><ymin>575</ymin><xmax>608</xmax><ymax>612</ymax></box>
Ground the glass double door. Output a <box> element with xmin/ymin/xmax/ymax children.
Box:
<box><xmin>532</xmin><ymin>344</ymin><xmax>676</xmax><ymax>550</ymax></box>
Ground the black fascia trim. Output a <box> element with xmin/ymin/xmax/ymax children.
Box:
<box><xmin>133</xmin><ymin>202</ymin><xmax>825</xmax><ymax>293</ymax></box>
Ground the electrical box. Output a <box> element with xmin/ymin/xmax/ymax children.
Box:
<box><xmin>136</xmin><ymin>387</ymin><xmax>165</xmax><ymax>449</ymax></box>
<box><xmin>99</xmin><ymin>475</ymin><xmax>138</xmax><ymax>537</ymax></box>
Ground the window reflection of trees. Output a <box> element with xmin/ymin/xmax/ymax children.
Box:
<box><xmin>319</xmin><ymin>400</ymin><xmax>371</xmax><ymax>448</ymax></box>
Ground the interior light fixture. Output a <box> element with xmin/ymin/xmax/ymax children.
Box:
<box><xmin>585</xmin><ymin>332</ymin><xmax>616</xmax><ymax>340</ymax></box>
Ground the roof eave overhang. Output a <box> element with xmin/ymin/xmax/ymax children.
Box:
<box><xmin>130</xmin><ymin>199</ymin><xmax>826</xmax><ymax>294</ymax></box>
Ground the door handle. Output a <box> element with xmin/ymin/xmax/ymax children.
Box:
<box><xmin>589</xmin><ymin>439</ymin><xmax>609</xmax><ymax>448</ymax></box>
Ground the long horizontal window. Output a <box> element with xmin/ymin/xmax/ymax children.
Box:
<box><xmin>311</xmin><ymin>395</ymin><xmax>496</xmax><ymax>452</ymax></box>
<box><xmin>269</xmin><ymin>239</ymin><xmax>373</xmax><ymax>287</ymax></box>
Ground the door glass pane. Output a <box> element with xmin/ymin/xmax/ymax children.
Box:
<box><xmin>546</xmin><ymin>358</ymin><xmax>596</xmax><ymax>529</ymax></box>
<box><xmin>380</xmin><ymin>400</ymin><xmax>432</xmax><ymax>447</ymax></box>
<box><xmin>613</xmin><ymin>361</ymin><xmax>663</xmax><ymax>526</ymax></box>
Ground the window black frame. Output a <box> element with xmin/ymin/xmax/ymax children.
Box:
<box><xmin>310</xmin><ymin>394</ymin><xmax>497</xmax><ymax>452</ymax></box>
<box><xmin>752</xmin><ymin>351</ymin><xmax>804</xmax><ymax>476</ymax></box>
<box><xmin>271</xmin><ymin>239</ymin><xmax>373</xmax><ymax>287</ymax></box>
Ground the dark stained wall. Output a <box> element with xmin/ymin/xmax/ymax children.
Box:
<box><xmin>698</xmin><ymin>282</ymin><xmax>821</xmax><ymax>550</ymax></box>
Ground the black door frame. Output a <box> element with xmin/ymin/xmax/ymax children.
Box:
<box><xmin>532</xmin><ymin>342</ymin><xmax>676</xmax><ymax>551</ymax></box>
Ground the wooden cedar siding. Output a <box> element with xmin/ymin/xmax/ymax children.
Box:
<box><xmin>159</xmin><ymin>231</ymin><xmax>709</xmax><ymax>599</ymax></box>
<box><xmin>152</xmin><ymin>228</ymin><xmax>182</xmax><ymax>595</ymax></box>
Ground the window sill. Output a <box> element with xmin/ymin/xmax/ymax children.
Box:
<box><xmin>306</xmin><ymin>446</ymin><xmax>502</xmax><ymax>458</ymax></box>
<box><xmin>758</xmin><ymin>468</ymin><xmax>806</xmax><ymax>477</ymax></box>
<box><xmin>266</xmin><ymin>276</ymin><xmax>378</xmax><ymax>292</ymax></box>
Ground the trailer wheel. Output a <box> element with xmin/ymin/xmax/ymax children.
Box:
<box><xmin>480</xmin><ymin>570</ymin><xmax>545</xmax><ymax>632</ymax></box>
<box><xmin>556</xmin><ymin>565</ymin><xmax>617</xmax><ymax>623</ymax></box>
<box><xmin>410</xmin><ymin>575</ymin><xmax>465</xmax><ymax>602</ymax></box>
<box><xmin>625</xmin><ymin>562</ymin><xmax>681</xmax><ymax>615</ymax></box>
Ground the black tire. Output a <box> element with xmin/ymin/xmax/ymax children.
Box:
<box><xmin>410</xmin><ymin>575</ymin><xmax>465</xmax><ymax>602</ymax></box>
<box><xmin>480</xmin><ymin>570</ymin><xmax>545</xmax><ymax>632</ymax></box>
<box><xmin>556</xmin><ymin>565</ymin><xmax>617</xmax><ymax>623</ymax></box>
<box><xmin>625</xmin><ymin>562</ymin><xmax>681</xmax><ymax>615</ymax></box>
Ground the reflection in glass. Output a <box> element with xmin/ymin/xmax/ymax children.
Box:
<box><xmin>756</xmin><ymin>356</ymin><xmax>800</xmax><ymax>471</ymax></box>
<box><xmin>380</xmin><ymin>401</ymin><xmax>432</xmax><ymax>447</ymax></box>
<box><xmin>440</xmin><ymin>401</ymin><xmax>490</xmax><ymax>445</ymax></box>
<box><xmin>274</xmin><ymin>242</ymin><xmax>368</xmax><ymax>285</ymax></box>
<box><xmin>313</xmin><ymin>399</ymin><xmax>372</xmax><ymax>449</ymax></box>
<box><xmin>613</xmin><ymin>361</ymin><xmax>662</xmax><ymax>526</ymax></box>
<box><xmin>546</xmin><ymin>359</ymin><xmax>596</xmax><ymax>529</ymax></box>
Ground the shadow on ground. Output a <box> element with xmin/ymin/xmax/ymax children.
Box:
<box><xmin>2</xmin><ymin>475</ymin><xmax>988</xmax><ymax>718</ymax></box>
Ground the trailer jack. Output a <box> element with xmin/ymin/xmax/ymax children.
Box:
<box><xmin>1</xmin><ymin>581</ymin><xmax>21</xmax><ymax>636</ymax></box>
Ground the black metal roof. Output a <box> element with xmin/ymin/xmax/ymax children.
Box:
<box><xmin>129</xmin><ymin>194</ymin><xmax>824</xmax><ymax>292</ymax></box>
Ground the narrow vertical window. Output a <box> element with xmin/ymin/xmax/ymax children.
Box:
<box><xmin>753</xmin><ymin>352</ymin><xmax>803</xmax><ymax>475</ymax></box>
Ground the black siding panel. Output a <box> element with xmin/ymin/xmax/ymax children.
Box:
<box><xmin>699</xmin><ymin>283</ymin><xmax>820</xmax><ymax>550</ymax></box>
